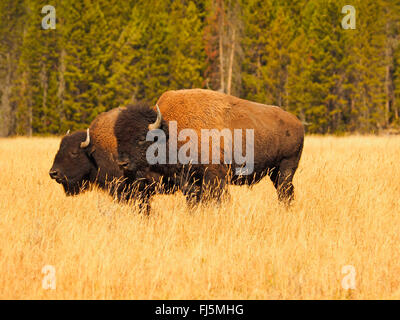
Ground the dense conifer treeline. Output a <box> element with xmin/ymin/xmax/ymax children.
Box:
<box><xmin>0</xmin><ymin>0</ymin><xmax>399</xmax><ymax>135</ymax></box>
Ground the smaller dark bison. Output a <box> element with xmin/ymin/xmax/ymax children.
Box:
<box><xmin>49</xmin><ymin>107</ymin><xmax>130</xmax><ymax>198</ymax></box>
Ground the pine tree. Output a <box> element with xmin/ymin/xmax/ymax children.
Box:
<box><xmin>299</xmin><ymin>0</ymin><xmax>350</xmax><ymax>133</ymax></box>
<box><xmin>344</xmin><ymin>0</ymin><xmax>387</xmax><ymax>132</ymax></box>
<box><xmin>287</xmin><ymin>28</ymin><xmax>311</xmax><ymax>123</ymax></box>
<box><xmin>0</xmin><ymin>0</ymin><xmax>25</xmax><ymax>136</ymax></box>
<box><xmin>167</xmin><ymin>0</ymin><xmax>206</xmax><ymax>90</ymax></box>
<box><xmin>261</xmin><ymin>7</ymin><xmax>294</xmax><ymax>108</ymax></box>
<box><xmin>241</xmin><ymin>0</ymin><xmax>273</xmax><ymax>103</ymax></box>
<box><xmin>381</xmin><ymin>0</ymin><xmax>400</xmax><ymax>126</ymax></box>
<box><xmin>14</xmin><ymin>0</ymin><xmax>61</xmax><ymax>135</ymax></box>
<box><xmin>61</xmin><ymin>0</ymin><xmax>111</xmax><ymax>130</ymax></box>
<box><xmin>109</xmin><ymin>0</ymin><xmax>206</xmax><ymax>106</ymax></box>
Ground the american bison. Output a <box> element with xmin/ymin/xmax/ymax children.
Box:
<box><xmin>114</xmin><ymin>89</ymin><xmax>304</xmax><ymax>212</ymax></box>
<box><xmin>49</xmin><ymin>107</ymin><xmax>129</xmax><ymax>197</ymax></box>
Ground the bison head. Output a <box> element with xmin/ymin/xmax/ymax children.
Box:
<box><xmin>114</xmin><ymin>103</ymin><xmax>167</xmax><ymax>180</ymax></box>
<box><xmin>49</xmin><ymin>129</ymin><xmax>96</xmax><ymax>195</ymax></box>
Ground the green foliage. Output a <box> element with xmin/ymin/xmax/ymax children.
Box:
<box><xmin>0</xmin><ymin>0</ymin><xmax>400</xmax><ymax>135</ymax></box>
<box><xmin>108</xmin><ymin>0</ymin><xmax>205</xmax><ymax>107</ymax></box>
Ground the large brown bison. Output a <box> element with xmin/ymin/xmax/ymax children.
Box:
<box><xmin>49</xmin><ymin>107</ymin><xmax>129</xmax><ymax>197</ymax></box>
<box><xmin>114</xmin><ymin>89</ymin><xmax>304</xmax><ymax>211</ymax></box>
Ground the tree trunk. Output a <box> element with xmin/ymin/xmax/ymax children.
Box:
<box><xmin>227</xmin><ymin>28</ymin><xmax>236</xmax><ymax>95</ymax></box>
<box><xmin>40</xmin><ymin>61</ymin><xmax>48</xmax><ymax>130</ymax></box>
<box><xmin>218</xmin><ymin>0</ymin><xmax>225</xmax><ymax>93</ymax></box>
<box><xmin>385</xmin><ymin>62</ymin><xmax>391</xmax><ymax>127</ymax></box>
<box><xmin>0</xmin><ymin>52</ymin><xmax>12</xmax><ymax>137</ymax></box>
<box><xmin>57</xmin><ymin>48</ymin><xmax>66</xmax><ymax>126</ymax></box>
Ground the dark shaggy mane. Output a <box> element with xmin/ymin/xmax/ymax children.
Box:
<box><xmin>114</xmin><ymin>102</ymin><xmax>158</xmax><ymax>140</ymax></box>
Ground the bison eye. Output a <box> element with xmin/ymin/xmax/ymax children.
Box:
<box><xmin>70</xmin><ymin>151</ymin><xmax>79</xmax><ymax>158</ymax></box>
<box><xmin>138</xmin><ymin>136</ymin><xmax>146</xmax><ymax>145</ymax></box>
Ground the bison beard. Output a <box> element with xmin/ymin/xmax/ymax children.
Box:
<box><xmin>60</xmin><ymin>176</ymin><xmax>90</xmax><ymax>196</ymax></box>
<box><xmin>114</xmin><ymin>89</ymin><xmax>305</xmax><ymax>214</ymax></box>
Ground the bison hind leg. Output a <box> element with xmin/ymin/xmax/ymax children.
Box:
<box><xmin>270</xmin><ymin>156</ymin><xmax>300</xmax><ymax>206</ymax></box>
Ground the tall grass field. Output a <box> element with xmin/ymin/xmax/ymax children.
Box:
<box><xmin>0</xmin><ymin>136</ymin><xmax>399</xmax><ymax>299</ymax></box>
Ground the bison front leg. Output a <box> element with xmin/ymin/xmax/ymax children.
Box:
<box><xmin>199</xmin><ymin>166</ymin><xmax>229</xmax><ymax>204</ymax></box>
<box><xmin>133</xmin><ymin>179</ymin><xmax>154</xmax><ymax>215</ymax></box>
<box><xmin>183</xmin><ymin>167</ymin><xmax>229</xmax><ymax>208</ymax></box>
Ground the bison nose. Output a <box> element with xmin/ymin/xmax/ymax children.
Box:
<box><xmin>117</xmin><ymin>160</ymin><xmax>130</xmax><ymax>170</ymax></box>
<box><xmin>49</xmin><ymin>170</ymin><xmax>59</xmax><ymax>179</ymax></box>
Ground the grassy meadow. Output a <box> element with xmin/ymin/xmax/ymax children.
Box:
<box><xmin>0</xmin><ymin>135</ymin><xmax>399</xmax><ymax>299</ymax></box>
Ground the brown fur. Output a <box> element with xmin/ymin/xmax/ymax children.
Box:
<box><xmin>156</xmin><ymin>89</ymin><xmax>304</xmax><ymax>183</ymax></box>
<box><xmin>88</xmin><ymin>108</ymin><xmax>125</xmax><ymax>180</ymax></box>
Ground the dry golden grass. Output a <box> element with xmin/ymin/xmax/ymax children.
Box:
<box><xmin>0</xmin><ymin>135</ymin><xmax>399</xmax><ymax>299</ymax></box>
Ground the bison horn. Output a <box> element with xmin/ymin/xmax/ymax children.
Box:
<box><xmin>80</xmin><ymin>128</ymin><xmax>90</xmax><ymax>148</ymax></box>
<box><xmin>66</xmin><ymin>129</ymin><xmax>70</xmax><ymax>135</ymax></box>
<box><xmin>148</xmin><ymin>104</ymin><xmax>162</xmax><ymax>131</ymax></box>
